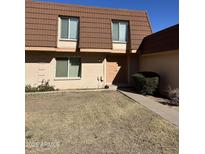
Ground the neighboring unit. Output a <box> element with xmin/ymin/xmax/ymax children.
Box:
<box><xmin>25</xmin><ymin>0</ymin><xmax>152</xmax><ymax>89</ymax></box>
<box><xmin>138</xmin><ymin>24</ymin><xmax>179</xmax><ymax>94</ymax></box>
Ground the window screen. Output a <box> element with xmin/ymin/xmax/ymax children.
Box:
<box><xmin>60</xmin><ymin>18</ymin><xmax>69</xmax><ymax>39</ymax></box>
<box><xmin>69</xmin><ymin>18</ymin><xmax>78</xmax><ymax>39</ymax></box>
<box><xmin>112</xmin><ymin>22</ymin><xmax>119</xmax><ymax>41</ymax></box>
<box><xmin>55</xmin><ymin>57</ymin><xmax>81</xmax><ymax>78</ymax></box>
<box><xmin>119</xmin><ymin>22</ymin><xmax>127</xmax><ymax>42</ymax></box>
<box><xmin>112</xmin><ymin>21</ymin><xmax>128</xmax><ymax>42</ymax></box>
<box><xmin>55</xmin><ymin>58</ymin><xmax>68</xmax><ymax>77</ymax></box>
<box><xmin>60</xmin><ymin>17</ymin><xmax>79</xmax><ymax>39</ymax></box>
<box><xmin>69</xmin><ymin>58</ymin><xmax>81</xmax><ymax>78</ymax></box>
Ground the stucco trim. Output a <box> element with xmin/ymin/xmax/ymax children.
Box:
<box><xmin>80</xmin><ymin>48</ymin><xmax>127</xmax><ymax>53</ymax></box>
<box><xmin>80</xmin><ymin>49</ymin><xmax>111</xmax><ymax>53</ymax></box>
<box><xmin>110</xmin><ymin>50</ymin><xmax>127</xmax><ymax>54</ymax></box>
<box><xmin>25</xmin><ymin>47</ymin><xmax>76</xmax><ymax>52</ymax></box>
<box><xmin>141</xmin><ymin>49</ymin><xmax>179</xmax><ymax>56</ymax></box>
<box><xmin>56</xmin><ymin>48</ymin><xmax>76</xmax><ymax>52</ymax></box>
<box><xmin>25</xmin><ymin>47</ymin><xmax>128</xmax><ymax>53</ymax></box>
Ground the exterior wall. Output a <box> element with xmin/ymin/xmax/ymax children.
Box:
<box><xmin>25</xmin><ymin>52</ymin><xmax>106</xmax><ymax>89</ymax></box>
<box><xmin>56</xmin><ymin>16</ymin><xmax>127</xmax><ymax>54</ymax></box>
<box><xmin>112</xmin><ymin>43</ymin><xmax>127</xmax><ymax>53</ymax></box>
<box><xmin>25</xmin><ymin>0</ymin><xmax>152</xmax><ymax>50</ymax></box>
<box><xmin>106</xmin><ymin>54</ymin><xmax>128</xmax><ymax>85</ymax></box>
<box><xmin>139</xmin><ymin>50</ymin><xmax>179</xmax><ymax>94</ymax></box>
<box><xmin>57</xmin><ymin>41</ymin><xmax>77</xmax><ymax>49</ymax></box>
<box><xmin>128</xmin><ymin>54</ymin><xmax>139</xmax><ymax>85</ymax></box>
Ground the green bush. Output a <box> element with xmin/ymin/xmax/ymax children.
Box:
<box><xmin>131</xmin><ymin>73</ymin><xmax>146</xmax><ymax>93</ymax></box>
<box><xmin>25</xmin><ymin>80</ymin><xmax>56</xmax><ymax>92</ymax></box>
<box><xmin>168</xmin><ymin>87</ymin><xmax>179</xmax><ymax>106</ymax></box>
<box><xmin>25</xmin><ymin>85</ymin><xmax>37</xmax><ymax>92</ymax></box>
<box><xmin>132</xmin><ymin>72</ymin><xmax>160</xmax><ymax>95</ymax></box>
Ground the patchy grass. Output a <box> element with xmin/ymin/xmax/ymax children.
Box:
<box><xmin>26</xmin><ymin>91</ymin><xmax>178</xmax><ymax>154</ymax></box>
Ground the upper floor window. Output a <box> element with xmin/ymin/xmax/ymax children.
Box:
<box><xmin>112</xmin><ymin>21</ymin><xmax>128</xmax><ymax>43</ymax></box>
<box><xmin>60</xmin><ymin>17</ymin><xmax>79</xmax><ymax>40</ymax></box>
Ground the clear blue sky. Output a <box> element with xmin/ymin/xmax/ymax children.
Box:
<box><xmin>36</xmin><ymin>0</ymin><xmax>179</xmax><ymax>32</ymax></box>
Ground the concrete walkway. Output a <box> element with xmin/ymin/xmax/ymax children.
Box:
<box><xmin>119</xmin><ymin>90</ymin><xmax>179</xmax><ymax>127</ymax></box>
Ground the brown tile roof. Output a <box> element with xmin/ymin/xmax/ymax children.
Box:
<box><xmin>139</xmin><ymin>24</ymin><xmax>179</xmax><ymax>54</ymax></box>
<box><xmin>25</xmin><ymin>0</ymin><xmax>152</xmax><ymax>50</ymax></box>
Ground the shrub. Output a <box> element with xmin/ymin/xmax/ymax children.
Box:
<box><xmin>168</xmin><ymin>87</ymin><xmax>179</xmax><ymax>106</ymax></box>
<box><xmin>132</xmin><ymin>72</ymin><xmax>160</xmax><ymax>95</ymax></box>
<box><xmin>144</xmin><ymin>77</ymin><xmax>159</xmax><ymax>95</ymax></box>
<box><xmin>37</xmin><ymin>80</ymin><xmax>55</xmax><ymax>92</ymax></box>
<box><xmin>25</xmin><ymin>80</ymin><xmax>56</xmax><ymax>92</ymax></box>
<box><xmin>132</xmin><ymin>73</ymin><xmax>146</xmax><ymax>93</ymax></box>
<box><xmin>25</xmin><ymin>85</ymin><xmax>37</xmax><ymax>92</ymax></box>
<box><xmin>104</xmin><ymin>85</ymin><xmax>109</xmax><ymax>89</ymax></box>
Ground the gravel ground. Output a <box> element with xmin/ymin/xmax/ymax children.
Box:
<box><xmin>25</xmin><ymin>91</ymin><xmax>178</xmax><ymax>154</ymax></box>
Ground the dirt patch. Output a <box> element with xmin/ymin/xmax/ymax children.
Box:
<box><xmin>26</xmin><ymin>91</ymin><xmax>178</xmax><ymax>154</ymax></box>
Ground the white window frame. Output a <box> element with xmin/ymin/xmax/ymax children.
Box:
<box><xmin>112</xmin><ymin>21</ymin><xmax>128</xmax><ymax>43</ymax></box>
<box><xmin>54</xmin><ymin>57</ymin><xmax>81</xmax><ymax>80</ymax></box>
<box><xmin>59</xmin><ymin>17</ymin><xmax>79</xmax><ymax>41</ymax></box>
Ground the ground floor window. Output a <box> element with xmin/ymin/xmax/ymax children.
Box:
<box><xmin>55</xmin><ymin>57</ymin><xmax>81</xmax><ymax>78</ymax></box>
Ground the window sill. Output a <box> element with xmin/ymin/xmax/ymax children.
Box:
<box><xmin>59</xmin><ymin>39</ymin><xmax>78</xmax><ymax>42</ymax></box>
<box><xmin>54</xmin><ymin>77</ymin><xmax>81</xmax><ymax>81</ymax></box>
<box><xmin>112</xmin><ymin>41</ymin><xmax>127</xmax><ymax>44</ymax></box>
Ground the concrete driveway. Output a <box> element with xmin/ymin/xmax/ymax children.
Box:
<box><xmin>26</xmin><ymin>91</ymin><xmax>178</xmax><ymax>154</ymax></box>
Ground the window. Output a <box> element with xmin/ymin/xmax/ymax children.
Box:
<box><xmin>112</xmin><ymin>21</ymin><xmax>128</xmax><ymax>42</ymax></box>
<box><xmin>61</xmin><ymin>19</ymin><xmax>69</xmax><ymax>39</ymax></box>
<box><xmin>60</xmin><ymin>17</ymin><xmax>79</xmax><ymax>40</ymax></box>
<box><xmin>55</xmin><ymin>57</ymin><xmax>81</xmax><ymax>78</ymax></box>
<box><xmin>56</xmin><ymin>58</ymin><xmax>68</xmax><ymax>77</ymax></box>
<box><xmin>69</xmin><ymin>58</ymin><xmax>81</xmax><ymax>77</ymax></box>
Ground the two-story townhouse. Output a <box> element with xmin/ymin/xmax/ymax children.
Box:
<box><xmin>25</xmin><ymin>0</ymin><xmax>152</xmax><ymax>89</ymax></box>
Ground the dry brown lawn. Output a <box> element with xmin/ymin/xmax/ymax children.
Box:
<box><xmin>25</xmin><ymin>91</ymin><xmax>178</xmax><ymax>154</ymax></box>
